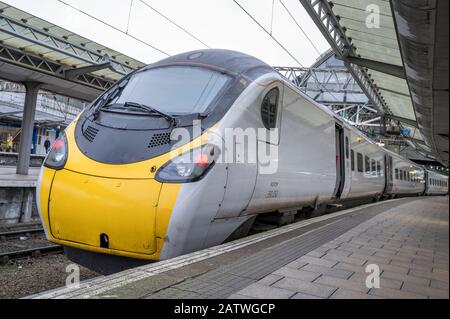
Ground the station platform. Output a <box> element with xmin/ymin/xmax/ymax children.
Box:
<box><xmin>0</xmin><ymin>166</ymin><xmax>39</xmax><ymax>187</ymax></box>
<box><xmin>31</xmin><ymin>196</ymin><xmax>449</xmax><ymax>299</ymax></box>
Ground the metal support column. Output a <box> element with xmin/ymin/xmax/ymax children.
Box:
<box><xmin>16</xmin><ymin>82</ymin><xmax>41</xmax><ymax>175</ymax></box>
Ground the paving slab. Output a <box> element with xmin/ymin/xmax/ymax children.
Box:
<box><xmin>233</xmin><ymin>196</ymin><xmax>448</xmax><ymax>299</ymax></box>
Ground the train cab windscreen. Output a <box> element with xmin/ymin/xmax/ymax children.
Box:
<box><xmin>104</xmin><ymin>66</ymin><xmax>232</xmax><ymax>115</ymax></box>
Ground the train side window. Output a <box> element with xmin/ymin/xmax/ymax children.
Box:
<box><xmin>377</xmin><ymin>161</ymin><xmax>381</xmax><ymax>176</ymax></box>
<box><xmin>365</xmin><ymin>156</ymin><xmax>370</xmax><ymax>173</ymax></box>
<box><xmin>261</xmin><ymin>88</ymin><xmax>279</xmax><ymax>130</ymax></box>
<box><xmin>371</xmin><ymin>160</ymin><xmax>376</xmax><ymax>174</ymax></box>
<box><xmin>403</xmin><ymin>171</ymin><xmax>407</xmax><ymax>181</ymax></box>
<box><xmin>357</xmin><ymin>153</ymin><xmax>363</xmax><ymax>173</ymax></box>
<box><xmin>400</xmin><ymin>170</ymin><xmax>403</xmax><ymax>181</ymax></box>
<box><xmin>351</xmin><ymin>150</ymin><xmax>355</xmax><ymax>171</ymax></box>
<box><xmin>395</xmin><ymin>169</ymin><xmax>399</xmax><ymax>180</ymax></box>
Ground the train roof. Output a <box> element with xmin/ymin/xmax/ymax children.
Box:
<box><xmin>279</xmin><ymin>72</ymin><xmax>430</xmax><ymax>172</ymax></box>
<box><xmin>143</xmin><ymin>49</ymin><xmax>275</xmax><ymax>82</ymax></box>
<box><xmin>426</xmin><ymin>170</ymin><xmax>449</xmax><ymax>179</ymax></box>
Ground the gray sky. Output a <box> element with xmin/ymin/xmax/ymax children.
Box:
<box><xmin>4</xmin><ymin>0</ymin><xmax>330</xmax><ymax>67</ymax></box>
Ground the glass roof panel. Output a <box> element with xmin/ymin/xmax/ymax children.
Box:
<box><xmin>330</xmin><ymin>0</ymin><xmax>423</xmax><ymax>143</ymax></box>
<box><xmin>332</xmin><ymin>0</ymin><xmax>403</xmax><ymax>66</ymax></box>
<box><xmin>0</xmin><ymin>1</ymin><xmax>145</xmax><ymax>81</ymax></box>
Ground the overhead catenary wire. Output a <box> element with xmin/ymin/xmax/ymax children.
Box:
<box><xmin>278</xmin><ymin>0</ymin><xmax>323</xmax><ymax>57</ymax></box>
<box><xmin>126</xmin><ymin>0</ymin><xmax>134</xmax><ymax>34</ymax></box>
<box><xmin>59</xmin><ymin>0</ymin><xmax>338</xmax><ymax>101</ymax></box>
<box><xmin>137</xmin><ymin>0</ymin><xmax>210</xmax><ymax>49</ymax></box>
<box><xmin>232</xmin><ymin>0</ymin><xmax>340</xmax><ymax>101</ymax></box>
<box><xmin>232</xmin><ymin>0</ymin><xmax>306</xmax><ymax>68</ymax></box>
<box><xmin>57</xmin><ymin>0</ymin><xmax>170</xmax><ymax>56</ymax></box>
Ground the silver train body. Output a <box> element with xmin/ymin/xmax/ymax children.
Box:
<box><xmin>160</xmin><ymin>57</ymin><xmax>448</xmax><ymax>260</ymax></box>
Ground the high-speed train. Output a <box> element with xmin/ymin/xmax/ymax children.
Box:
<box><xmin>37</xmin><ymin>50</ymin><xmax>448</xmax><ymax>273</ymax></box>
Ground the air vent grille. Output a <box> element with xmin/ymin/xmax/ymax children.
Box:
<box><xmin>148</xmin><ymin>133</ymin><xmax>171</xmax><ymax>148</ymax></box>
<box><xmin>83</xmin><ymin>126</ymin><xmax>99</xmax><ymax>143</ymax></box>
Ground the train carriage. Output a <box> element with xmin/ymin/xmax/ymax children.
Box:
<box><xmin>37</xmin><ymin>49</ymin><xmax>448</xmax><ymax>274</ymax></box>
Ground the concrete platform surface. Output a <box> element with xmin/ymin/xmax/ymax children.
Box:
<box><xmin>30</xmin><ymin>197</ymin><xmax>449</xmax><ymax>299</ymax></box>
<box><xmin>0</xmin><ymin>166</ymin><xmax>40</xmax><ymax>187</ymax></box>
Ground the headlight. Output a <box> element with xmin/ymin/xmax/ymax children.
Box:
<box><xmin>44</xmin><ymin>133</ymin><xmax>68</xmax><ymax>170</ymax></box>
<box><xmin>156</xmin><ymin>145</ymin><xmax>219</xmax><ymax>183</ymax></box>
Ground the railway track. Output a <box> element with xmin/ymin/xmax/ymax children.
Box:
<box><xmin>0</xmin><ymin>228</ymin><xmax>45</xmax><ymax>241</ymax></box>
<box><xmin>0</xmin><ymin>223</ymin><xmax>62</xmax><ymax>265</ymax></box>
<box><xmin>0</xmin><ymin>245</ymin><xmax>63</xmax><ymax>265</ymax></box>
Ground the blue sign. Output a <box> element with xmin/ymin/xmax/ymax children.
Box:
<box><xmin>400</xmin><ymin>128</ymin><xmax>411</xmax><ymax>136</ymax></box>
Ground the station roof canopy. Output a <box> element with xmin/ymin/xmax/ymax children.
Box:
<box><xmin>301</xmin><ymin>0</ymin><xmax>449</xmax><ymax>166</ymax></box>
<box><xmin>0</xmin><ymin>101</ymin><xmax>69</xmax><ymax>126</ymax></box>
<box><xmin>0</xmin><ymin>1</ymin><xmax>145</xmax><ymax>101</ymax></box>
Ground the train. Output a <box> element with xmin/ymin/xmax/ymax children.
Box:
<box><xmin>37</xmin><ymin>49</ymin><xmax>448</xmax><ymax>274</ymax></box>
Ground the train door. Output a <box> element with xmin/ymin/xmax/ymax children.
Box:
<box><xmin>340</xmin><ymin>128</ymin><xmax>352</xmax><ymax>199</ymax></box>
<box><xmin>333</xmin><ymin>124</ymin><xmax>346</xmax><ymax>199</ymax></box>
<box><xmin>384</xmin><ymin>154</ymin><xmax>393</xmax><ymax>194</ymax></box>
<box><xmin>245</xmin><ymin>84</ymin><xmax>284</xmax><ymax>214</ymax></box>
<box><xmin>423</xmin><ymin>170</ymin><xmax>429</xmax><ymax>195</ymax></box>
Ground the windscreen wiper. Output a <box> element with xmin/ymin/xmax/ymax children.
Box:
<box><xmin>123</xmin><ymin>102</ymin><xmax>177</xmax><ymax>127</ymax></box>
<box><xmin>92</xmin><ymin>79</ymin><xmax>130</xmax><ymax>119</ymax></box>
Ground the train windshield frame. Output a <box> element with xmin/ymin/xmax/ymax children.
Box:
<box><xmin>104</xmin><ymin>65</ymin><xmax>233</xmax><ymax>116</ymax></box>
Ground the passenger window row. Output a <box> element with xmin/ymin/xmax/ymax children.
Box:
<box><xmin>349</xmin><ymin>150</ymin><xmax>448</xmax><ymax>187</ymax></box>
<box><xmin>430</xmin><ymin>178</ymin><xmax>448</xmax><ymax>187</ymax></box>
<box><xmin>394</xmin><ymin>168</ymin><xmax>422</xmax><ymax>183</ymax></box>
<box><xmin>350</xmin><ymin>151</ymin><xmax>382</xmax><ymax>176</ymax></box>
